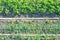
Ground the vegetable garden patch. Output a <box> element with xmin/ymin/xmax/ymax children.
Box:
<box><xmin>0</xmin><ymin>35</ymin><xmax>56</xmax><ymax>40</ymax></box>
<box><xmin>0</xmin><ymin>19</ymin><xmax>60</xmax><ymax>34</ymax></box>
<box><xmin>0</xmin><ymin>19</ymin><xmax>59</xmax><ymax>40</ymax></box>
<box><xmin>0</xmin><ymin>0</ymin><xmax>60</xmax><ymax>17</ymax></box>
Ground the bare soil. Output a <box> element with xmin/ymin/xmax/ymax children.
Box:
<box><xmin>0</xmin><ymin>13</ymin><xmax>60</xmax><ymax>18</ymax></box>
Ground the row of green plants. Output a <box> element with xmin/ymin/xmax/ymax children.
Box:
<box><xmin>0</xmin><ymin>35</ymin><xmax>57</xmax><ymax>40</ymax></box>
<box><xmin>0</xmin><ymin>20</ymin><xmax>60</xmax><ymax>34</ymax></box>
<box><xmin>0</xmin><ymin>0</ymin><xmax>60</xmax><ymax>15</ymax></box>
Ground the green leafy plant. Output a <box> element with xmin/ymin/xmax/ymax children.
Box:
<box><xmin>0</xmin><ymin>6</ymin><xmax>4</xmax><ymax>13</ymax></box>
<box><xmin>0</xmin><ymin>0</ymin><xmax>60</xmax><ymax>15</ymax></box>
<box><xmin>5</xmin><ymin>9</ymin><xmax>9</xmax><ymax>15</ymax></box>
<box><xmin>36</xmin><ymin>35</ymin><xmax>40</xmax><ymax>40</ymax></box>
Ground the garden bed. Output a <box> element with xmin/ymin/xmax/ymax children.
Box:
<box><xmin>0</xmin><ymin>0</ymin><xmax>60</xmax><ymax>18</ymax></box>
<box><xmin>0</xmin><ymin>19</ymin><xmax>60</xmax><ymax>34</ymax></box>
<box><xmin>0</xmin><ymin>18</ymin><xmax>59</xmax><ymax>40</ymax></box>
<box><xmin>0</xmin><ymin>34</ymin><xmax>57</xmax><ymax>40</ymax></box>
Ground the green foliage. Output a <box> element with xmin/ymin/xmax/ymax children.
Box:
<box><xmin>0</xmin><ymin>35</ymin><xmax>57</xmax><ymax>40</ymax></box>
<box><xmin>57</xmin><ymin>6</ymin><xmax>60</xmax><ymax>14</ymax></box>
<box><xmin>5</xmin><ymin>9</ymin><xmax>9</xmax><ymax>15</ymax></box>
<box><xmin>1</xmin><ymin>20</ymin><xmax>60</xmax><ymax>34</ymax></box>
<box><xmin>0</xmin><ymin>20</ymin><xmax>59</xmax><ymax>40</ymax></box>
<box><xmin>0</xmin><ymin>6</ymin><xmax>4</xmax><ymax>13</ymax></box>
<box><xmin>0</xmin><ymin>0</ymin><xmax>60</xmax><ymax>15</ymax></box>
<box><xmin>36</xmin><ymin>35</ymin><xmax>40</xmax><ymax>40</ymax></box>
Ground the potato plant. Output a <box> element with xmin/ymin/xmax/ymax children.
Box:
<box><xmin>5</xmin><ymin>9</ymin><xmax>9</xmax><ymax>15</ymax></box>
<box><xmin>0</xmin><ymin>0</ymin><xmax>60</xmax><ymax>15</ymax></box>
<box><xmin>0</xmin><ymin>6</ymin><xmax>4</xmax><ymax>13</ymax></box>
